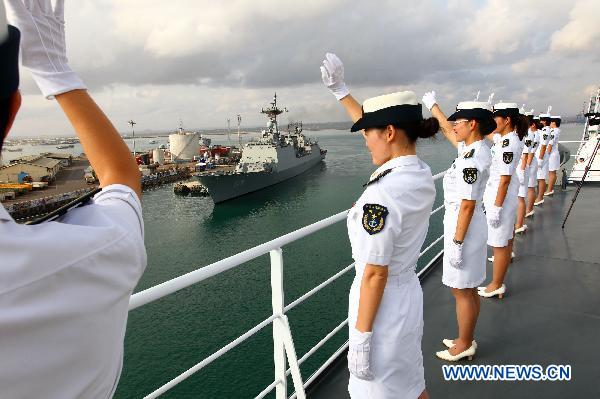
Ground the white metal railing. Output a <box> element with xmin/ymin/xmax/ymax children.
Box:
<box><xmin>129</xmin><ymin>170</ymin><xmax>447</xmax><ymax>399</ymax></box>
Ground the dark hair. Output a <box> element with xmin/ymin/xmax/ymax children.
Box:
<box><xmin>0</xmin><ymin>97</ymin><xmax>9</xmax><ymax>153</ymax></box>
<box><xmin>553</xmin><ymin>120</ymin><xmax>561</xmax><ymax>127</ymax></box>
<box><xmin>474</xmin><ymin>118</ymin><xmax>497</xmax><ymax>136</ymax></box>
<box><xmin>396</xmin><ymin>117</ymin><xmax>439</xmax><ymax>142</ymax></box>
<box><xmin>507</xmin><ymin>114</ymin><xmax>529</xmax><ymax>140</ymax></box>
<box><xmin>371</xmin><ymin>118</ymin><xmax>439</xmax><ymax>143</ymax></box>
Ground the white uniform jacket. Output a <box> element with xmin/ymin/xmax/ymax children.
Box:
<box><xmin>0</xmin><ymin>184</ymin><xmax>147</xmax><ymax>399</ymax></box>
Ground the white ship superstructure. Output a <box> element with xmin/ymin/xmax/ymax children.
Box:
<box><xmin>569</xmin><ymin>87</ymin><xmax>600</xmax><ymax>182</ymax></box>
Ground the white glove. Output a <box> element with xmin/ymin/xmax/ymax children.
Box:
<box><xmin>320</xmin><ymin>52</ymin><xmax>349</xmax><ymax>101</ymax></box>
<box><xmin>422</xmin><ymin>91</ymin><xmax>437</xmax><ymax>111</ymax></box>
<box><xmin>448</xmin><ymin>240</ymin><xmax>463</xmax><ymax>269</ymax></box>
<box><xmin>348</xmin><ymin>327</ymin><xmax>374</xmax><ymax>380</ymax></box>
<box><xmin>516</xmin><ymin>168</ymin><xmax>525</xmax><ymax>185</ymax></box>
<box><xmin>487</xmin><ymin>205</ymin><xmax>502</xmax><ymax>228</ymax></box>
<box><xmin>5</xmin><ymin>0</ymin><xmax>86</xmax><ymax>99</ymax></box>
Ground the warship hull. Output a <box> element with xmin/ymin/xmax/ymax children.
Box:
<box><xmin>198</xmin><ymin>152</ymin><xmax>324</xmax><ymax>203</ymax></box>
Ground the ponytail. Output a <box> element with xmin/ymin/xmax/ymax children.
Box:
<box><xmin>509</xmin><ymin>114</ymin><xmax>529</xmax><ymax>140</ymax></box>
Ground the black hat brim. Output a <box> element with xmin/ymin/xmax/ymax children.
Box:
<box><xmin>351</xmin><ymin>104</ymin><xmax>423</xmax><ymax>132</ymax></box>
<box><xmin>492</xmin><ymin>108</ymin><xmax>520</xmax><ymax>118</ymax></box>
<box><xmin>447</xmin><ymin>108</ymin><xmax>497</xmax><ymax>135</ymax></box>
<box><xmin>0</xmin><ymin>26</ymin><xmax>20</xmax><ymax>100</ymax></box>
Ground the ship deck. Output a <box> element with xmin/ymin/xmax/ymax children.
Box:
<box><xmin>308</xmin><ymin>185</ymin><xmax>600</xmax><ymax>398</ymax></box>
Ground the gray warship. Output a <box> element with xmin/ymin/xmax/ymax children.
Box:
<box><xmin>197</xmin><ymin>94</ymin><xmax>327</xmax><ymax>203</ymax></box>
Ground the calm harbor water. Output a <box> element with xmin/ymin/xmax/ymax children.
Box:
<box><xmin>7</xmin><ymin>125</ymin><xmax>583</xmax><ymax>398</ymax></box>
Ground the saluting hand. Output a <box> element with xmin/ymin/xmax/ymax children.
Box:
<box><xmin>320</xmin><ymin>52</ymin><xmax>350</xmax><ymax>101</ymax></box>
<box><xmin>487</xmin><ymin>205</ymin><xmax>502</xmax><ymax>228</ymax></box>
<box><xmin>422</xmin><ymin>91</ymin><xmax>437</xmax><ymax>111</ymax></box>
<box><xmin>348</xmin><ymin>327</ymin><xmax>374</xmax><ymax>380</ymax></box>
<box><xmin>5</xmin><ymin>0</ymin><xmax>86</xmax><ymax>98</ymax></box>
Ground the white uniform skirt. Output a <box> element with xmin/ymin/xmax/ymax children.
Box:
<box><xmin>548</xmin><ymin>151</ymin><xmax>561</xmax><ymax>171</ymax></box>
<box><xmin>537</xmin><ymin>157</ymin><xmax>549</xmax><ymax>180</ymax></box>
<box><xmin>528</xmin><ymin>159</ymin><xmax>538</xmax><ymax>188</ymax></box>
<box><xmin>484</xmin><ymin>192</ymin><xmax>517</xmax><ymax>248</ymax></box>
<box><xmin>348</xmin><ymin>269</ymin><xmax>425</xmax><ymax>399</ymax></box>
<box><xmin>443</xmin><ymin>206</ymin><xmax>487</xmax><ymax>289</ymax></box>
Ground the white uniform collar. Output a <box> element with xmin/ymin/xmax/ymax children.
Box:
<box><xmin>461</xmin><ymin>139</ymin><xmax>484</xmax><ymax>153</ymax></box>
<box><xmin>370</xmin><ymin>154</ymin><xmax>418</xmax><ymax>180</ymax></box>
<box><xmin>0</xmin><ymin>203</ymin><xmax>13</xmax><ymax>222</ymax></box>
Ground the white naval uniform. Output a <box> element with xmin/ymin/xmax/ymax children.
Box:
<box><xmin>517</xmin><ymin>130</ymin><xmax>534</xmax><ymax>197</ymax></box>
<box><xmin>0</xmin><ymin>184</ymin><xmax>147</xmax><ymax>399</ymax></box>
<box><xmin>484</xmin><ymin>132</ymin><xmax>522</xmax><ymax>247</ymax></box>
<box><xmin>536</xmin><ymin>126</ymin><xmax>551</xmax><ymax>179</ymax></box>
<box><xmin>528</xmin><ymin>129</ymin><xmax>540</xmax><ymax>188</ymax></box>
<box><xmin>442</xmin><ymin>140</ymin><xmax>490</xmax><ymax>288</ymax></box>
<box><xmin>548</xmin><ymin>127</ymin><xmax>561</xmax><ymax>171</ymax></box>
<box><xmin>346</xmin><ymin>155</ymin><xmax>435</xmax><ymax>399</ymax></box>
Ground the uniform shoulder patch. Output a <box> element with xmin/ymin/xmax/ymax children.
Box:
<box><xmin>463</xmin><ymin>148</ymin><xmax>475</xmax><ymax>159</ymax></box>
<box><xmin>463</xmin><ymin>167</ymin><xmax>478</xmax><ymax>184</ymax></box>
<box><xmin>362</xmin><ymin>203</ymin><xmax>389</xmax><ymax>235</ymax></box>
<box><xmin>503</xmin><ymin>152</ymin><xmax>514</xmax><ymax>164</ymax></box>
<box><xmin>543</xmin><ymin>133</ymin><xmax>548</xmax><ymax>140</ymax></box>
<box><xmin>525</xmin><ymin>139</ymin><xmax>532</xmax><ymax>147</ymax></box>
<box><xmin>502</xmin><ymin>138</ymin><xmax>509</xmax><ymax>148</ymax></box>
<box><xmin>551</xmin><ymin>134</ymin><xmax>555</xmax><ymax>139</ymax></box>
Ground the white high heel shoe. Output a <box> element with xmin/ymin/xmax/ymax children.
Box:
<box><xmin>478</xmin><ymin>284</ymin><xmax>506</xmax><ymax>298</ymax></box>
<box><xmin>525</xmin><ymin>210</ymin><xmax>535</xmax><ymax>218</ymax></box>
<box><xmin>515</xmin><ymin>225</ymin><xmax>527</xmax><ymax>234</ymax></box>
<box><xmin>534</xmin><ymin>199</ymin><xmax>544</xmax><ymax>206</ymax></box>
<box><xmin>544</xmin><ymin>190</ymin><xmax>554</xmax><ymax>196</ymax></box>
<box><xmin>436</xmin><ymin>343</ymin><xmax>477</xmax><ymax>361</ymax></box>
<box><xmin>442</xmin><ymin>339</ymin><xmax>477</xmax><ymax>350</ymax></box>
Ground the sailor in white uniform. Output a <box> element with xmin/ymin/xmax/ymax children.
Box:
<box><xmin>534</xmin><ymin>112</ymin><xmax>552</xmax><ymax>205</ymax></box>
<box><xmin>322</xmin><ymin>53</ymin><xmax>436</xmax><ymax>399</ymax></box>
<box><xmin>478</xmin><ymin>103</ymin><xmax>527</xmax><ymax>299</ymax></box>
<box><xmin>1</xmin><ymin>3</ymin><xmax>147</xmax><ymax>398</ymax></box>
<box><xmin>515</xmin><ymin>110</ymin><xmax>536</xmax><ymax>233</ymax></box>
<box><xmin>526</xmin><ymin>116</ymin><xmax>541</xmax><ymax>218</ymax></box>
<box><xmin>545</xmin><ymin>115</ymin><xmax>562</xmax><ymax>196</ymax></box>
<box><xmin>422</xmin><ymin>93</ymin><xmax>494</xmax><ymax>362</ymax></box>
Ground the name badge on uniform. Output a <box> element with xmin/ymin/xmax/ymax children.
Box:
<box><xmin>502</xmin><ymin>139</ymin><xmax>509</xmax><ymax>148</ymax></box>
<box><xmin>463</xmin><ymin>167</ymin><xmax>478</xmax><ymax>184</ymax></box>
<box><xmin>362</xmin><ymin>203</ymin><xmax>388</xmax><ymax>235</ymax></box>
<box><xmin>503</xmin><ymin>152</ymin><xmax>514</xmax><ymax>164</ymax></box>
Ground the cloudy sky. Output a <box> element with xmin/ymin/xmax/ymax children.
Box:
<box><xmin>7</xmin><ymin>0</ymin><xmax>600</xmax><ymax>137</ymax></box>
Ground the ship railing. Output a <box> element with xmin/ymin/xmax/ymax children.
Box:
<box><xmin>128</xmin><ymin>172</ymin><xmax>447</xmax><ymax>399</ymax></box>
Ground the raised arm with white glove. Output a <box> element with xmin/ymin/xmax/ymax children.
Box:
<box><xmin>5</xmin><ymin>0</ymin><xmax>86</xmax><ymax>99</ymax></box>
<box><xmin>320</xmin><ymin>52</ymin><xmax>350</xmax><ymax>101</ymax></box>
<box><xmin>422</xmin><ymin>91</ymin><xmax>437</xmax><ymax>111</ymax></box>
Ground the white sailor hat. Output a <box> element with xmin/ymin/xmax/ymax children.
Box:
<box><xmin>447</xmin><ymin>101</ymin><xmax>496</xmax><ymax>134</ymax></box>
<box><xmin>351</xmin><ymin>91</ymin><xmax>423</xmax><ymax>132</ymax></box>
<box><xmin>539</xmin><ymin>112</ymin><xmax>552</xmax><ymax>121</ymax></box>
<box><xmin>533</xmin><ymin>115</ymin><xmax>540</xmax><ymax>120</ymax></box>
<box><xmin>550</xmin><ymin>115</ymin><xmax>562</xmax><ymax>121</ymax></box>
<box><xmin>523</xmin><ymin>109</ymin><xmax>534</xmax><ymax>117</ymax></box>
<box><xmin>492</xmin><ymin>102</ymin><xmax>520</xmax><ymax>118</ymax></box>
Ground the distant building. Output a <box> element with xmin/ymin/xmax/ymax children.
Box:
<box><xmin>0</xmin><ymin>156</ymin><xmax>62</xmax><ymax>183</ymax></box>
<box><xmin>42</xmin><ymin>152</ymin><xmax>73</xmax><ymax>166</ymax></box>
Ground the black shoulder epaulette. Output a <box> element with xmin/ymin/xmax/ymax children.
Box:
<box><xmin>25</xmin><ymin>187</ymin><xmax>101</xmax><ymax>225</ymax></box>
<box><xmin>363</xmin><ymin>168</ymin><xmax>393</xmax><ymax>187</ymax></box>
<box><xmin>463</xmin><ymin>148</ymin><xmax>475</xmax><ymax>159</ymax></box>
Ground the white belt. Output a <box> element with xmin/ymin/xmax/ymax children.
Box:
<box><xmin>354</xmin><ymin>267</ymin><xmax>416</xmax><ymax>287</ymax></box>
<box><xmin>444</xmin><ymin>201</ymin><xmax>484</xmax><ymax>212</ymax></box>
